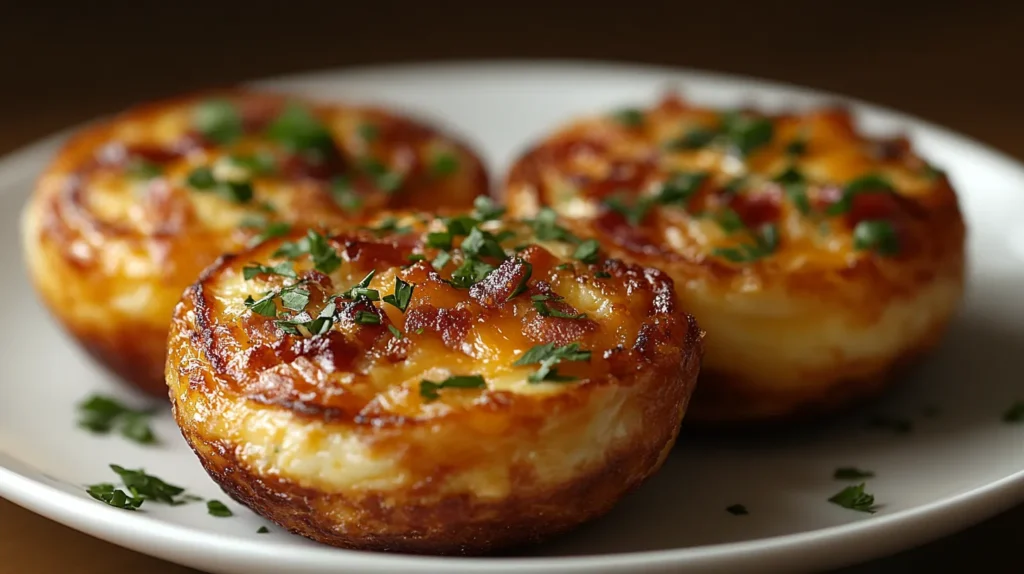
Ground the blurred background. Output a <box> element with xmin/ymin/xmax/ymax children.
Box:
<box><xmin>1</xmin><ymin>1</ymin><xmax>1022</xmax><ymax>572</ymax></box>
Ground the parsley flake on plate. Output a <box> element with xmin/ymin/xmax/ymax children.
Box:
<box><xmin>420</xmin><ymin>375</ymin><xmax>487</xmax><ymax>401</ymax></box>
<box><xmin>77</xmin><ymin>394</ymin><xmax>158</xmax><ymax>445</ymax></box>
<box><xmin>828</xmin><ymin>483</ymin><xmax>878</xmax><ymax>513</ymax></box>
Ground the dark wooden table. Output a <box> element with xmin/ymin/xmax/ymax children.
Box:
<box><xmin>1</xmin><ymin>2</ymin><xmax>1021</xmax><ymax>572</ymax></box>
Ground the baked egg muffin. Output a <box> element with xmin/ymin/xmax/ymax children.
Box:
<box><xmin>502</xmin><ymin>92</ymin><xmax>965</xmax><ymax>423</ymax></box>
<box><xmin>21</xmin><ymin>89</ymin><xmax>488</xmax><ymax>396</ymax></box>
<box><xmin>165</xmin><ymin>202</ymin><xmax>703</xmax><ymax>554</ymax></box>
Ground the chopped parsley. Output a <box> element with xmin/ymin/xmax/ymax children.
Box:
<box><xmin>226</xmin><ymin>153</ymin><xmax>276</xmax><ymax>176</ymax></box>
<box><xmin>712</xmin><ymin>223</ymin><xmax>780</xmax><ymax>263</ymax></box>
<box><xmin>726</xmin><ymin>504</ymin><xmax>748</xmax><ymax>516</ymax></box>
<box><xmin>278</xmin><ymin>286</ymin><xmax>310</xmax><ymax>311</ymax></box>
<box><xmin>529</xmin><ymin>207</ymin><xmax>580</xmax><ymax>243</ymax></box>
<box><xmin>358</xmin><ymin>157</ymin><xmax>404</xmax><ymax>193</ymax></box>
<box><xmin>246</xmin><ymin>221</ymin><xmax>292</xmax><ymax>248</ymax></box>
<box><xmin>275</xmin><ymin>299</ymin><xmax>336</xmax><ymax>336</ymax></box>
<box><xmin>785</xmin><ymin>137</ymin><xmax>808</xmax><ymax>156</ymax></box>
<box><xmin>207</xmin><ymin>500</ymin><xmax>233</xmax><ymax>517</ymax></box>
<box><xmin>353</xmin><ymin>310</ymin><xmax>381</xmax><ymax>325</ymax></box>
<box><xmin>273</xmin><ymin>229</ymin><xmax>341</xmax><ymax>274</ymax></box>
<box><xmin>382</xmin><ymin>277</ymin><xmax>414</xmax><ymax>312</ymax></box>
<box><xmin>573</xmin><ymin>239</ymin><xmax>600</xmax><ymax>264</ymax></box>
<box><xmin>265</xmin><ymin>103</ymin><xmax>335</xmax><ymax>154</ymax></box>
<box><xmin>193</xmin><ymin>99</ymin><xmax>243</xmax><ymax>145</ymax></box>
<box><xmin>827</xmin><ymin>173</ymin><xmax>895</xmax><ymax>215</ymax></box>
<box><xmin>185</xmin><ymin>165</ymin><xmax>254</xmax><ymax>203</ymax></box>
<box><xmin>461</xmin><ymin>227</ymin><xmax>507</xmax><ymax>259</ymax></box>
<box><xmin>448</xmin><ymin>258</ymin><xmax>495</xmax><ymax>288</ymax></box>
<box><xmin>257</xmin><ymin>526</ymin><xmax>270</xmax><ymax>534</ymax></box>
<box><xmin>429</xmin><ymin>152</ymin><xmax>460</xmax><ymax>177</ymax></box>
<box><xmin>364</xmin><ymin>216</ymin><xmax>412</xmax><ymax>236</ymax></box>
<box><xmin>603</xmin><ymin>194</ymin><xmax>652</xmax><ymax>226</ymax></box>
<box><xmin>472</xmin><ymin>196</ymin><xmax>506</xmax><ymax>221</ymax></box>
<box><xmin>532</xmin><ymin>293</ymin><xmax>586</xmax><ymax>319</ymax></box>
<box><xmin>244</xmin><ymin>292</ymin><xmax>278</xmax><ymax>317</ymax></box>
<box><xmin>853</xmin><ymin>220</ymin><xmax>900</xmax><ymax>256</ymax></box>
<box><xmin>109</xmin><ymin>465</ymin><xmax>190</xmax><ymax>505</ymax></box>
<box><xmin>87</xmin><ymin>483</ymin><xmax>144</xmax><ymax>510</ymax></box>
<box><xmin>330</xmin><ymin>177</ymin><xmax>363</xmax><ymax>212</ymax></box>
<box><xmin>243</xmin><ymin>261</ymin><xmax>296</xmax><ymax>280</ymax></box>
<box><xmin>1003</xmin><ymin>401</ymin><xmax>1024</xmax><ymax>423</ymax></box>
<box><xmin>612</xmin><ymin>108</ymin><xmax>644</xmax><ymax>127</ymax></box>
<box><xmin>125</xmin><ymin>160</ymin><xmax>163</xmax><ymax>180</ymax></box>
<box><xmin>828</xmin><ymin>483</ymin><xmax>878</xmax><ymax>513</ymax></box>
<box><xmin>431</xmin><ymin>251</ymin><xmax>452</xmax><ymax>271</ymax></box>
<box><xmin>340</xmin><ymin>270</ymin><xmax>379</xmax><ymax>301</ymax></box>
<box><xmin>656</xmin><ymin>171</ymin><xmax>708</xmax><ymax>205</ymax></box>
<box><xmin>714</xmin><ymin>209</ymin><xmax>746</xmax><ymax>234</ymax></box>
<box><xmin>514</xmin><ymin>342</ymin><xmax>591</xmax><ymax>383</ymax></box>
<box><xmin>77</xmin><ymin>394</ymin><xmax>158</xmax><ymax>445</ymax></box>
<box><xmin>420</xmin><ymin>375</ymin><xmax>487</xmax><ymax>401</ymax></box>
<box><xmin>665</xmin><ymin>127</ymin><xmax>716</xmax><ymax>150</ymax></box>
<box><xmin>834</xmin><ymin>467</ymin><xmax>876</xmax><ymax>480</ymax></box>
<box><xmin>721</xmin><ymin>111</ymin><xmax>774</xmax><ymax>157</ymax></box>
<box><xmin>387</xmin><ymin>324</ymin><xmax>403</xmax><ymax>339</ymax></box>
<box><xmin>357</xmin><ymin>123</ymin><xmax>379</xmax><ymax>142</ymax></box>
<box><xmin>594</xmin><ymin>271</ymin><xmax>612</xmax><ymax>279</ymax></box>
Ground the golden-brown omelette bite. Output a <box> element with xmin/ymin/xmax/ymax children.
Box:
<box><xmin>502</xmin><ymin>93</ymin><xmax>966</xmax><ymax>424</ymax></box>
<box><xmin>20</xmin><ymin>89</ymin><xmax>488</xmax><ymax>396</ymax></box>
<box><xmin>166</xmin><ymin>205</ymin><xmax>703</xmax><ymax>554</ymax></box>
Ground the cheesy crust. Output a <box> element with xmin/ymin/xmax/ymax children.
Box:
<box><xmin>20</xmin><ymin>89</ymin><xmax>489</xmax><ymax>396</ymax></box>
<box><xmin>165</xmin><ymin>208</ymin><xmax>703</xmax><ymax>554</ymax></box>
<box><xmin>502</xmin><ymin>93</ymin><xmax>966</xmax><ymax>423</ymax></box>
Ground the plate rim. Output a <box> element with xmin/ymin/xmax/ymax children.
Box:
<box><xmin>2</xmin><ymin>57</ymin><xmax>1022</xmax><ymax>573</ymax></box>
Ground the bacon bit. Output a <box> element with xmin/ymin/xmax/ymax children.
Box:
<box><xmin>872</xmin><ymin>137</ymin><xmax>912</xmax><ymax>161</ymax></box>
<box><xmin>469</xmin><ymin>257</ymin><xmax>531</xmax><ymax>308</ymax></box>
<box><xmin>845</xmin><ymin>192</ymin><xmax>904</xmax><ymax>227</ymax></box>
<box><xmin>297</xmin><ymin>269</ymin><xmax>334</xmax><ymax>293</ymax></box>
<box><xmin>584</xmin><ymin>158</ymin><xmax>657</xmax><ymax>200</ymax></box>
<box><xmin>403</xmin><ymin>305</ymin><xmax>472</xmax><ymax>350</ymax></box>
<box><xmin>728</xmin><ymin>188</ymin><xmax>782</xmax><ymax>228</ymax></box>
<box><xmin>593</xmin><ymin>210</ymin><xmax>664</xmax><ymax>256</ymax></box>
<box><xmin>278</xmin><ymin>150</ymin><xmax>346</xmax><ymax>181</ymax></box>
<box><xmin>655</xmin><ymin>92</ymin><xmax>689</xmax><ymax>114</ymax></box>
<box><xmin>342</xmin><ymin>240</ymin><xmax>410</xmax><ymax>268</ymax></box>
<box><xmin>523</xmin><ymin>313</ymin><xmax>597</xmax><ymax>346</ymax></box>
<box><xmin>287</xmin><ymin>331</ymin><xmax>361</xmax><ymax>374</ymax></box>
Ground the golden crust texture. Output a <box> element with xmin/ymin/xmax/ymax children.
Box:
<box><xmin>20</xmin><ymin>89</ymin><xmax>489</xmax><ymax>396</ymax></box>
<box><xmin>502</xmin><ymin>92</ymin><xmax>966</xmax><ymax>423</ymax></box>
<box><xmin>165</xmin><ymin>209</ymin><xmax>703</xmax><ymax>554</ymax></box>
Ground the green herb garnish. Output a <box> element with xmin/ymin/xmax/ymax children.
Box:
<box><xmin>726</xmin><ymin>504</ymin><xmax>748</xmax><ymax>516</ymax></box>
<box><xmin>665</xmin><ymin>127</ymin><xmax>716</xmax><ymax>150</ymax></box>
<box><xmin>330</xmin><ymin>176</ymin><xmax>363</xmax><ymax>212</ymax></box>
<box><xmin>359</xmin><ymin>157</ymin><xmax>404</xmax><ymax>193</ymax></box>
<box><xmin>429</xmin><ymin>152</ymin><xmax>460</xmax><ymax>177</ymax></box>
<box><xmin>257</xmin><ymin>526</ymin><xmax>270</xmax><ymax>534</ymax></box>
<box><xmin>530</xmin><ymin>207</ymin><xmax>580</xmax><ymax>243</ymax></box>
<box><xmin>273</xmin><ymin>229</ymin><xmax>341</xmax><ymax>273</ymax></box>
<box><xmin>612</xmin><ymin>108</ymin><xmax>644</xmax><ymax>127</ymax></box>
<box><xmin>265</xmin><ymin>103</ymin><xmax>334</xmax><ymax>154</ymax></box>
<box><xmin>420</xmin><ymin>375</ymin><xmax>487</xmax><ymax>401</ymax></box>
<box><xmin>447</xmin><ymin>258</ymin><xmax>495</xmax><ymax>288</ymax></box>
<box><xmin>247</xmin><ymin>221</ymin><xmax>292</xmax><ymax>248</ymax></box>
<box><xmin>207</xmin><ymin>500</ymin><xmax>233</xmax><ymax>517</ymax></box>
<box><xmin>243</xmin><ymin>261</ymin><xmax>296</xmax><ymax>280</ymax></box>
<box><xmin>87</xmin><ymin>483</ymin><xmax>144</xmax><ymax>510</ymax></box>
<box><xmin>125</xmin><ymin>160</ymin><xmax>163</xmax><ymax>180</ymax></box>
<box><xmin>357</xmin><ymin>123</ymin><xmax>379</xmax><ymax>142</ymax></box>
<box><xmin>573</xmin><ymin>239</ymin><xmax>600</xmax><ymax>264</ymax></box>
<box><xmin>340</xmin><ymin>270</ymin><xmax>379</xmax><ymax>301</ymax></box>
<box><xmin>110</xmin><ymin>465</ymin><xmax>189</xmax><ymax>505</ymax></box>
<box><xmin>721</xmin><ymin>111</ymin><xmax>774</xmax><ymax>157</ymax></box>
<box><xmin>382</xmin><ymin>277</ymin><xmax>414</xmax><ymax>312</ymax></box>
<box><xmin>77</xmin><ymin>395</ymin><xmax>157</xmax><ymax>445</ymax></box>
<box><xmin>712</xmin><ymin>223</ymin><xmax>780</xmax><ymax>263</ymax></box>
<box><xmin>194</xmin><ymin>99</ymin><xmax>243</xmax><ymax>145</ymax></box>
<box><xmin>828</xmin><ymin>483</ymin><xmax>878</xmax><ymax>513</ymax></box>
<box><xmin>852</xmin><ymin>220</ymin><xmax>900</xmax><ymax>256</ymax></box>
<box><xmin>827</xmin><ymin>174</ymin><xmax>895</xmax><ymax>215</ymax></box>
<box><xmin>514</xmin><ymin>342</ymin><xmax>591</xmax><ymax>383</ymax></box>
<box><xmin>472</xmin><ymin>196</ymin><xmax>506</xmax><ymax>221</ymax></box>
<box><xmin>354</xmin><ymin>310</ymin><xmax>381</xmax><ymax>325</ymax></box>
<box><xmin>431</xmin><ymin>251</ymin><xmax>452</xmax><ymax>271</ymax></box>
<box><xmin>506</xmin><ymin>260</ymin><xmax>533</xmax><ymax>301</ymax></box>
<box><xmin>461</xmin><ymin>227</ymin><xmax>506</xmax><ymax>259</ymax></box>
<box><xmin>531</xmin><ymin>293</ymin><xmax>586</xmax><ymax>319</ymax></box>
<box><xmin>388</xmin><ymin>324</ymin><xmax>403</xmax><ymax>339</ymax></box>
<box><xmin>834</xmin><ymin>467</ymin><xmax>876</xmax><ymax>480</ymax></box>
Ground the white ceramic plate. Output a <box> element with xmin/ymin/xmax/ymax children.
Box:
<box><xmin>1</xmin><ymin>60</ymin><xmax>1023</xmax><ymax>574</ymax></box>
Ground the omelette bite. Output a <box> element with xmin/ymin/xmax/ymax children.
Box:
<box><xmin>502</xmin><ymin>92</ymin><xmax>965</xmax><ymax>423</ymax></box>
<box><xmin>21</xmin><ymin>89</ymin><xmax>488</xmax><ymax>396</ymax></box>
<box><xmin>165</xmin><ymin>204</ymin><xmax>703</xmax><ymax>554</ymax></box>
